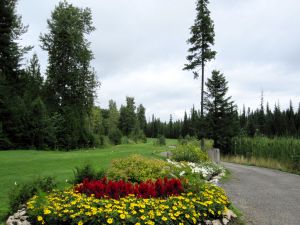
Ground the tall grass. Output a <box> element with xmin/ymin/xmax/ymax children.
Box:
<box><xmin>230</xmin><ymin>137</ymin><xmax>300</xmax><ymax>172</ymax></box>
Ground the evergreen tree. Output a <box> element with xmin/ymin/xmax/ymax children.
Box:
<box><xmin>119</xmin><ymin>97</ymin><xmax>137</xmax><ymax>136</ymax></box>
<box><xmin>40</xmin><ymin>1</ymin><xmax>97</xmax><ymax>149</ymax></box>
<box><xmin>24</xmin><ymin>53</ymin><xmax>43</xmax><ymax>103</ymax></box>
<box><xmin>107</xmin><ymin>100</ymin><xmax>120</xmax><ymax>131</ymax></box>
<box><xmin>183</xmin><ymin>0</ymin><xmax>216</xmax><ymax>146</ymax></box>
<box><xmin>137</xmin><ymin>104</ymin><xmax>147</xmax><ymax>133</ymax></box>
<box><xmin>0</xmin><ymin>0</ymin><xmax>32</xmax><ymax>149</ymax></box>
<box><xmin>29</xmin><ymin>97</ymin><xmax>54</xmax><ymax>149</ymax></box>
<box><xmin>168</xmin><ymin>114</ymin><xmax>174</xmax><ymax>138</ymax></box>
<box><xmin>182</xmin><ymin>111</ymin><xmax>189</xmax><ymax>137</ymax></box>
<box><xmin>204</xmin><ymin>70</ymin><xmax>238</xmax><ymax>153</ymax></box>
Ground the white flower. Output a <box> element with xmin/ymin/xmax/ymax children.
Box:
<box><xmin>179</xmin><ymin>171</ymin><xmax>185</xmax><ymax>176</ymax></box>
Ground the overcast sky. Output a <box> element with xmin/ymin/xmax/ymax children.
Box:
<box><xmin>17</xmin><ymin>0</ymin><xmax>300</xmax><ymax>121</ymax></box>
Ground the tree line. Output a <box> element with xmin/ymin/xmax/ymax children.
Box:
<box><xmin>1</xmin><ymin>0</ymin><xmax>298</xmax><ymax>152</ymax></box>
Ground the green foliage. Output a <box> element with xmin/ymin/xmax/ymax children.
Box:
<box><xmin>231</xmin><ymin>136</ymin><xmax>300</xmax><ymax>172</ymax></box>
<box><xmin>8</xmin><ymin>176</ymin><xmax>56</xmax><ymax>214</ymax></box>
<box><xmin>183</xmin><ymin>0</ymin><xmax>216</xmax><ymax>75</ymax></box>
<box><xmin>108</xmin><ymin>128</ymin><xmax>122</xmax><ymax>145</ymax></box>
<box><xmin>172</xmin><ymin>143</ymin><xmax>209</xmax><ymax>163</ymax></box>
<box><xmin>137</xmin><ymin>104</ymin><xmax>147</xmax><ymax>133</ymax></box>
<box><xmin>119</xmin><ymin>97</ymin><xmax>137</xmax><ymax>136</ymax></box>
<box><xmin>107</xmin><ymin>155</ymin><xmax>172</xmax><ymax>182</ymax></box>
<box><xmin>204</xmin><ymin>70</ymin><xmax>239</xmax><ymax>153</ymax></box>
<box><xmin>130</xmin><ymin>129</ymin><xmax>147</xmax><ymax>143</ymax></box>
<box><xmin>73</xmin><ymin>163</ymin><xmax>105</xmax><ymax>184</ymax></box>
<box><xmin>40</xmin><ymin>1</ymin><xmax>97</xmax><ymax>149</ymax></box>
<box><xmin>154</xmin><ymin>135</ymin><xmax>166</xmax><ymax>146</ymax></box>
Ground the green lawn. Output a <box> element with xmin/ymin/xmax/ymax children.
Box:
<box><xmin>0</xmin><ymin>138</ymin><xmax>177</xmax><ymax>222</ymax></box>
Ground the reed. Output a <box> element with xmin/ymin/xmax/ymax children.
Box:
<box><xmin>228</xmin><ymin>137</ymin><xmax>300</xmax><ymax>173</ymax></box>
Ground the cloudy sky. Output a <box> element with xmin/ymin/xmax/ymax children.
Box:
<box><xmin>17</xmin><ymin>0</ymin><xmax>300</xmax><ymax>121</ymax></box>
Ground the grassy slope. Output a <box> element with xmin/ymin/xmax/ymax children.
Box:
<box><xmin>0</xmin><ymin>139</ymin><xmax>177</xmax><ymax>221</ymax></box>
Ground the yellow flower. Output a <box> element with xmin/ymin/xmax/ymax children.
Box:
<box><xmin>78</xmin><ymin>221</ymin><xmax>83</xmax><ymax>225</ymax></box>
<box><xmin>185</xmin><ymin>214</ymin><xmax>190</xmax><ymax>219</ymax></box>
<box><xmin>162</xmin><ymin>216</ymin><xmax>168</xmax><ymax>221</ymax></box>
<box><xmin>43</xmin><ymin>209</ymin><xmax>51</xmax><ymax>215</ymax></box>
<box><xmin>135</xmin><ymin>223</ymin><xmax>141</xmax><ymax>225</ymax></box>
<box><xmin>107</xmin><ymin>218</ymin><xmax>114</xmax><ymax>224</ymax></box>
<box><xmin>37</xmin><ymin>216</ymin><xmax>43</xmax><ymax>221</ymax></box>
<box><xmin>140</xmin><ymin>215</ymin><xmax>146</xmax><ymax>220</ymax></box>
<box><xmin>120</xmin><ymin>214</ymin><xmax>126</xmax><ymax>219</ymax></box>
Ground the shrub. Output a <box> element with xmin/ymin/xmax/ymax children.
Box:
<box><xmin>108</xmin><ymin>128</ymin><xmax>122</xmax><ymax>145</ymax></box>
<box><xmin>75</xmin><ymin>177</ymin><xmax>184</xmax><ymax>199</ymax></box>
<box><xmin>155</xmin><ymin>135</ymin><xmax>166</xmax><ymax>146</ymax></box>
<box><xmin>9</xmin><ymin>176</ymin><xmax>56</xmax><ymax>214</ymax></box>
<box><xmin>130</xmin><ymin>128</ymin><xmax>147</xmax><ymax>143</ymax></box>
<box><xmin>172</xmin><ymin>143</ymin><xmax>209</xmax><ymax>163</ymax></box>
<box><xmin>73</xmin><ymin>163</ymin><xmax>105</xmax><ymax>184</ymax></box>
<box><xmin>107</xmin><ymin>154</ymin><xmax>172</xmax><ymax>182</ymax></box>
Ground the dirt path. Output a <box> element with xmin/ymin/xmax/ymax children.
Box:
<box><xmin>221</xmin><ymin>162</ymin><xmax>300</xmax><ymax>225</ymax></box>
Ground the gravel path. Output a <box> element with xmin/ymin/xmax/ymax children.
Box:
<box><xmin>221</xmin><ymin>162</ymin><xmax>300</xmax><ymax>225</ymax></box>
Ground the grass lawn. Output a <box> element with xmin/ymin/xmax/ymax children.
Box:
<box><xmin>0</xmin><ymin>138</ymin><xmax>177</xmax><ymax>222</ymax></box>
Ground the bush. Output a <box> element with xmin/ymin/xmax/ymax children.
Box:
<box><xmin>172</xmin><ymin>143</ymin><xmax>209</xmax><ymax>163</ymax></box>
<box><xmin>155</xmin><ymin>135</ymin><xmax>166</xmax><ymax>146</ymax></box>
<box><xmin>73</xmin><ymin>163</ymin><xmax>105</xmax><ymax>184</ymax></box>
<box><xmin>108</xmin><ymin>128</ymin><xmax>122</xmax><ymax>145</ymax></box>
<box><xmin>130</xmin><ymin>128</ymin><xmax>147</xmax><ymax>143</ymax></box>
<box><xmin>178</xmin><ymin>135</ymin><xmax>199</xmax><ymax>146</ymax></box>
<box><xmin>99</xmin><ymin>135</ymin><xmax>110</xmax><ymax>147</ymax></box>
<box><xmin>107</xmin><ymin>154</ymin><xmax>172</xmax><ymax>182</ymax></box>
<box><xmin>9</xmin><ymin>176</ymin><xmax>56</xmax><ymax>214</ymax></box>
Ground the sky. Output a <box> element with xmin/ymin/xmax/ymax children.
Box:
<box><xmin>17</xmin><ymin>0</ymin><xmax>300</xmax><ymax>121</ymax></box>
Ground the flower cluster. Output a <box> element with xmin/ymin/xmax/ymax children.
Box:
<box><xmin>75</xmin><ymin>177</ymin><xmax>184</xmax><ymax>199</ymax></box>
<box><xmin>167</xmin><ymin>159</ymin><xmax>223</xmax><ymax>180</ymax></box>
<box><xmin>27</xmin><ymin>183</ymin><xmax>229</xmax><ymax>225</ymax></box>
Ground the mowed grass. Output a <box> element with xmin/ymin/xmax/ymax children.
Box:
<box><xmin>0</xmin><ymin>138</ymin><xmax>177</xmax><ymax>221</ymax></box>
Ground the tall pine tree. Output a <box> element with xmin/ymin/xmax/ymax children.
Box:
<box><xmin>204</xmin><ymin>70</ymin><xmax>238</xmax><ymax>153</ymax></box>
<box><xmin>183</xmin><ymin>0</ymin><xmax>216</xmax><ymax>147</ymax></box>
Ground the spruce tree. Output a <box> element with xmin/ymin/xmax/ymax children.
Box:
<box><xmin>40</xmin><ymin>1</ymin><xmax>97</xmax><ymax>149</ymax></box>
<box><xmin>137</xmin><ymin>104</ymin><xmax>147</xmax><ymax>133</ymax></box>
<box><xmin>0</xmin><ymin>0</ymin><xmax>32</xmax><ymax>148</ymax></box>
<box><xmin>183</xmin><ymin>0</ymin><xmax>216</xmax><ymax>146</ymax></box>
<box><xmin>204</xmin><ymin>70</ymin><xmax>238</xmax><ymax>153</ymax></box>
<box><xmin>182</xmin><ymin>111</ymin><xmax>189</xmax><ymax>137</ymax></box>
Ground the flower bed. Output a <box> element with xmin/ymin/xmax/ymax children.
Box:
<box><xmin>27</xmin><ymin>183</ymin><xmax>229</xmax><ymax>225</ymax></box>
<box><xmin>75</xmin><ymin>177</ymin><xmax>184</xmax><ymax>199</ymax></box>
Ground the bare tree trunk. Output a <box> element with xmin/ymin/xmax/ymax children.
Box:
<box><xmin>200</xmin><ymin>59</ymin><xmax>205</xmax><ymax>150</ymax></box>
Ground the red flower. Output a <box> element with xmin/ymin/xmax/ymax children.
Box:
<box><xmin>75</xmin><ymin>177</ymin><xmax>184</xmax><ymax>199</ymax></box>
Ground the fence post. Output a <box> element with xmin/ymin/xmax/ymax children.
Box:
<box><xmin>208</xmin><ymin>148</ymin><xmax>220</xmax><ymax>164</ymax></box>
